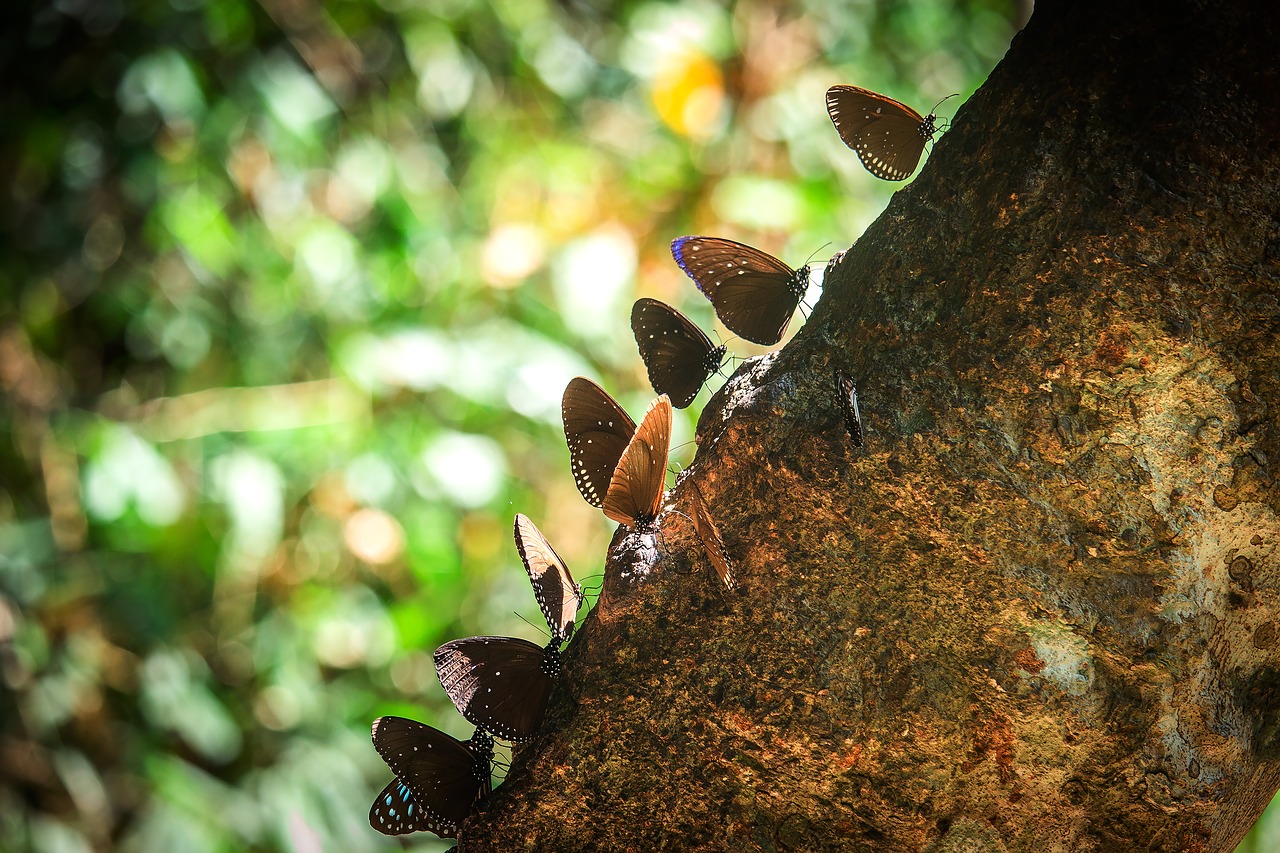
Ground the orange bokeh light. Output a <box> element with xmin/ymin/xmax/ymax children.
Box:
<box><xmin>650</xmin><ymin>48</ymin><xmax>725</xmax><ymax>141</ymax></box>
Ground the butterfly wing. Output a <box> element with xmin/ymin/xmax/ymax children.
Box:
<box><xmin>688</xmin><ymin>483</ymin><xmax>734</xmax><ymax>590</ymax></box>
<box><xmin>826</xmin><ymin>85</ymin><xmax>930</xmax><ymax>181</ymax></box>
<box><xmin>369</xmin><ymin>777</ymin><xmax>428</xmax><ymax>837</ymax></box>
<box><xmin>561</xmin><ymin>377</ymin><xmax>637</xmax><ymax>507</ymax></box>
<box><xmin>369</xmin><ymin>716</ymin><xmax>490</xmax><ymax>838</ymax></box>
<box><xmin>631</xmin><ymin>298</ymin><xmax>721</xmax><ymax>408</ymax></box>
<box><xmin>514</xmin><ymin>513</ymin><xmax>582</xmax><ymax>643</ymax></box>
<box><xmin>836</xmin><ymin>370</ymin><xmax>864</xmax><ymax>447</ymax></box>
<box><xmin>434</xmin><ymin>637</ymin><xmax>559</xmax><ymax>743</ymax></box>
<box><xmin>670</xmin><ymin>236</ymin><xmax>808</xmax><ymax>346</ymax></box>
<box><xmin>602</xmin><ymin>395</ymin><xmax>672</xmax><ymax>528</ymax></box>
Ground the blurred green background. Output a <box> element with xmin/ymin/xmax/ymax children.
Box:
<box><xmin>5</xmin><ymin>1</ymin><xmax>1272</xmax><ymax>851</ymax></box>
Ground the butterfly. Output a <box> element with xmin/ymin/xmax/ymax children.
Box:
<box><xmin>835</xmin><ymin>370</ymin><xmax>864</xmax><ymax>448</ymax></box>
<box><xmin>514</xmin><ymin>513</ymin><xmax>583</xmax><ymax>643</ymax></box>
<box><xmin>687</xmin><ymin>481</ymin><xmax>734</xmax><ymax>589</ymax></box>
<box><xmin>670</xmin><ymin>236</ymin><xmax>811</xmax><ymax>346</ymax></box>
<box><xmin>825</xmin><ymin>85</ymin><xmax>944</xmax><ymax>181</ymax></box>
<box><xmin>561</xmin><ymin>377</ymin><xmax>637</xmax><ymax>508</ymax></box>
<box><xmin>602</xmin><ymin>395</ymin><xmax>672</xmax><ymax>530</ymax></box>
<box><xmin>369</xmin><ymin>716</ymin><xmax>493</xmax><ymax>838</ymax></box>
<box><xmin>631</xmin><ymin>298</ymin><xmax>726</xmax><ymax>409</ymax></box>
<box><xmin>435</xmin><ymin>636</ymin><xmax>563</xmax><ymax>743</ymax></box>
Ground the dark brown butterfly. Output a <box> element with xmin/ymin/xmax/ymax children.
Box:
<box><xmin>369</xmin><ymin>716</ymin><xmax>493</xmax><ymax>838</ymax></box>
<box><xmin>825</xmin><ymin>85</ymin><xmax>941</xmax><ymax>181</ymax></box>
<box><xmin>514</xmin><ymin>513</ymin><xmax>582</xmax><ymax>643</ymax></box>
<box><xmin>561</xmin><ymin>377</ymin><xmax>636</xmax><ymax>508</ymax></box>
<box><xmin>687</xmin><ymin>482</ymin><xmax>734</xmax><ymax>589</ymax></box>
<box><xmin>602</xmin><ymin>395</ymin><xmax>672</xmax><ymax>530</ymax></box>
<box><xmin>835</xmin><ymin>370</ymin><xmax>864</xmax><ymax>448</ymax></box>
<box><xmin>670</xmin><ymin>236</ymin><xmax>810</xmax><ymax>346</ymax></box>
<box><xmin>631</xmin><ymin>298</ymin><xmax>726</xmax><ymax>408</ymax></box>
<box><xmin>434</xmin><ymin>636</ymin><xmax>562</xmax><ymax>742</ymax></box>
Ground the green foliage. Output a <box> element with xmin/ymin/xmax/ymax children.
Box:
<box><xmin>0</xmin><ymin>0</ymin><xmax>1062</xmax><ymax>849</ymax></box>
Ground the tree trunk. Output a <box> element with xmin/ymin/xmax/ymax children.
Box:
<box><xmin>466</xmin><ymin>1</ymin><xmax>1280</xmax><ymax>849</ymax></box>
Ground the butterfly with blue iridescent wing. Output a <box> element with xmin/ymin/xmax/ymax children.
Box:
<box><xmin>368</xmin><ymin>716</ymin><xmax>493</xmax><ymax>838</ymax></box>
<box><xmin>670</xmin><ymin>236</ymin><xmax>810</xmax><ymax>347</ymax></box>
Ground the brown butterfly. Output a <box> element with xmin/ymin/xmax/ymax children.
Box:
<box><xmin>433</xmin><ymin>635</ymin><xmax>561</xmax><ymax>743</ymax></box>
<box><xmin>369</xmin><ymin>717</ymin><xmax>493</xmax><ymax>838</ymax></box>
<box><xmin>825</xmin><ymin>85</ymin><xmax>951</xmax><ymax>181</ymax></box>
<box><xmin>670</xmin><ymin>236</ymin><xmax>810</xmax><ymax>346</ymax></box>
<box><xmin>687</xmin><ymin>481</ymin><xmax>734</xmax><ymax>590</ymax></box>
<box><xmin>631</xmin><ymin>299</ymin><xmax>726</xmax><ymax>409</ymax></box>
<box><xmin>514</xmin><ymin>513</ymin><xmax>582</xmax><ymax>643</ymax></box>
<box><xmin>602</xmin><ymin>395</ymin><xmax>672</xmax><ymax>529</ymax></box>
<box><xmin>835</xmin><ymin>370</ymin><xmax>864</xmax><ymax>448</ymax></box>
<box><xmin>561</xmin><ymin>377</ymin><xmax>636</xmax><ymax>508</ymax></box>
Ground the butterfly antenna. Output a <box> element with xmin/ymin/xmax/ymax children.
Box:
<box><xmin>709</xmin><ymin>329</ymin><xmax>735</xmax><ymax>378</ymax></box>
<box><xmin>930</xmin><ymin>93</ymin><xmax>960</xmax><ymax>115</ymax></box>
<box><xmin>512</xmin><ymin>612</ymin><xmax>551</xmax><ymax>640</ymax></box>
<box><xmin>803</xmin><ymin>242</ymin><xmax>831</xmax><ymax>268</ymax></box>
<box><xmin>716</xmin><ymin>327</ymin><xmax>745</xmax><ymax>350</ymax></box>
<box><xmin>666</xmin><ymin>507</ymin><xmax>694</xmax><ymax>525</ymax></box>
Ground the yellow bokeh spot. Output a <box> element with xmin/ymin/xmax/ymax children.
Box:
<box><xmin>650</xmin><ymin>49</ymin><xmax>725</xmax><ymax>141</ymax></box>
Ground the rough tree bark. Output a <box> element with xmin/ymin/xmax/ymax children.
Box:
<box><xmin>466</xmin><ymin>1</ymin><xmax>1280</xmax><ymax>850</ymax></box>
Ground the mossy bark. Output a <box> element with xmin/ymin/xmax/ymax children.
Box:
<box><xmin>467</xmin><ymin>1</ymin><xmax>1280</xmax><ymax>849</ymax></box>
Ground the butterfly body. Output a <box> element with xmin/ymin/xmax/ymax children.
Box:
<box><xmin>826</xmin><ymin>85</ymin><xmax>939</xmax><ymax>181</ymax></box>
<box><xmin>369</xmin><ymin>717</ymin><xmax>493</xmax><ymax>838</ymax></box>
<box><xmin>631</xmin><ymin>298</ymin><xmax>725</xmax><ymax>408</ymax></box>
<box><xmin>918</xmin><ymin>113</ymin><xmax>938</xmax><ymax>139</ymax></box>
<box><xmin>435</xmin><ymin>636</ymin><xmax>562</xmax><ymax>742</ymax></box>
<box><xmin>701</xmin><ymin>339</ymin><xmax>729</xmax><ymax>378</ymax></box>
<box><xmin>670</xmin><ymin>236</ymin><xmax>810</xmax><ymax>346</ymax></box>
